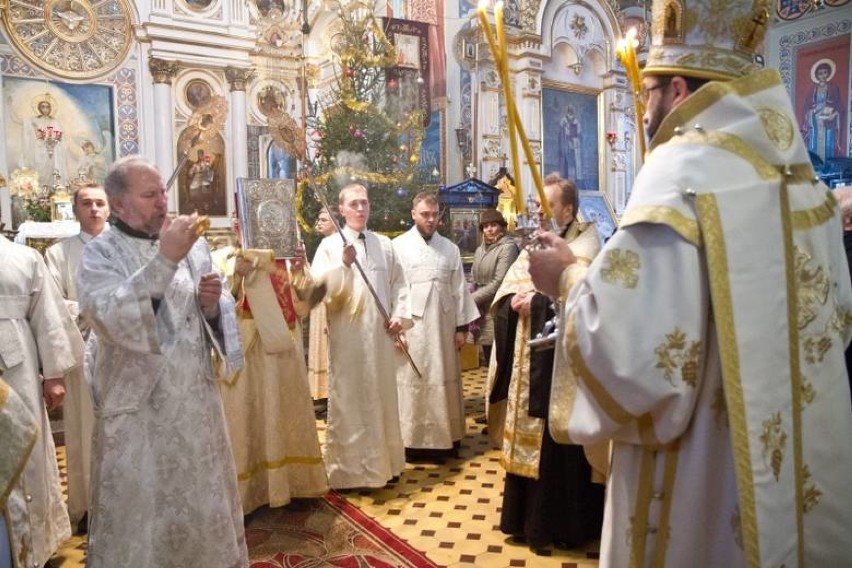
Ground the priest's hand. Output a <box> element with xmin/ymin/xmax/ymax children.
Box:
<box><xmin>529</xmin><ymin>232</ymin><xmax>576</xmax><ymax>297</ymax></box>
<box><xmin>160</xmin><ymin>214</ymin><xmax>199</xmax><ymax>263</ymax></box>
<box><xmin>454</xmin><ymin>331</ymin><xmax>467</xmax><ymax>350</ymax></box>
<box><xmin>386</xmin><ymin>317</ymin><xmax>404</xmax><ymax>335</ymax></box>
<box><xmin>290</xmin><ymin>243</ymin><xmax>307</xmax><ymax>273</ymax></box>
<box><xmin>43</xmin><ymin>377</ymin><xmax>65</xmax><ymax>412</ymax></box>
<box><xmin>342</xmin><ymin>243</ymin><xmax>356</xmax><ymax>267</ymax></box>
<box><xmin>510</xmin><ymin>291</ymin><xmax>534</xmax><ymax>316</ymax></box>
<box><xmin>234</xmin><ymin>256</ymin><xmax>254</xmax><ymax>277</ymax></box>
<box><xmin>198</xmin><ymin>272</ymin><xmax>222</xmax><ymax>318</ymax></box>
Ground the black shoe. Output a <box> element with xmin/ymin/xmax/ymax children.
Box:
<box><xmin>75</xmin><ymin>512</ymin><xmax>88</xmax><ymax>535</ymax></box>
<box><xmin>473</xmin><ymin>413</ymin><xmax>487</xmax><ymax>424</ymax></box>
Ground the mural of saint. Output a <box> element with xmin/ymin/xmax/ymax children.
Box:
<box><xmin>177</xmin><ymin>132</ymin><xmax>227</xmax><ymax>216</ymax></box>
<box><xmin>801</xmin><ymin>58</ymin><xmax>844</xmax><ymax>161</ymax></box>
<box><xmin>256</xmin><ymin>0</ymin><xmax>286</xmax><ymax>18</ymax></box>
<box><xmin>185</xmin><ymin>80</ymin><xmax>213</xmax><ymax>109</ymax></box>
<box><xmin>267</xmin><ymin>143</ymin><xmax>296</xmax><ymax>179</ymax></box>
<box><xmin>184</xmin><ymin>0</ymin><xmax>214</xmax><ymax>10</ymax></box>
<box><xmin>21</xmin><ymin>94</ymin><xmax>68</xmax><ymax>187</ymax></box>
<box><xmin>558</xmin><ymin>103</ymin><xmax>581</xmax><ymax>182</ymax></box>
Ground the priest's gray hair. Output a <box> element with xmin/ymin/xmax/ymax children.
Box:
<box><xmin>103</xmin><ymin>155</ymin><xmax>157</xmax><ymax>199</ymax></box>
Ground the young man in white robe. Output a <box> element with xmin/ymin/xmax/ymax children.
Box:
<box><xmin>529</xmin><ymin>1</ymin><xmax>852</xmax><ymax>565</ymax></box>
<box><xmin>0</xmin><ymin>234</ymin><xmax>84</xmax><ymax>568</ymax></box>
<box><xmin>392</xmin><ymin>192</ymin><xmax>479</xmax><ymax>460</ymax></box>
<box><xmin>77</xmin><ymin>156</ymin><xmax>247</xmax><ymax>567</ymax></box>
<box><xmin>310</xmin><ymin>183</ymin><xmax>411</xmax><ymax>489</ymax></box>
<box><xmin>44</xmin><ymin>183</ymin><xmax>109</xmax><ymax>531</ymax></box>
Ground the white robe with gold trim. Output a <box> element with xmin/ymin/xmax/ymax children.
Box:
<box><xmin>551</xmin><ymin>69</ymin><xmax>852</xmax><ymax>566</ymax></box>
<box><xmin>311</xmin><ymin>226</ymin><xmax>411</xmax><ymax>489</ymax></box>
<box><xmin>213</xmin><ymin>247</ymin><xmax>328</xmax><ymax>514</ymax></box>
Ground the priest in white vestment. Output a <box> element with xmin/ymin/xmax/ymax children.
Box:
<box><xmin>529</xmin><ymin>3</ymin><xmax>852</xmax><ymax>565</ymax></box>
<box><xmin>310</xmin><ymin>183</ymin><xmax>411</xmax><ymax>489</ymax></box>
<box><xmin>77</xmin><ymin>156</ymin><xmax>247</xmax><ymax>567</ymax></box>
<box><xmin>213</xmin><ymin>224</ymin><xmax>328</xmax><ymax>514</ymax></box>
<box><xmin>44</xmin><ymin>183</ymin><xmax>109</xmax><ymax>528</ymax></box>
<box><xmin>0</xmin><ymin>235</ymin><xmax>83</xmax><ymax>568</ymax></box>
<box><xmin>392</xmin><ymin>192</ymin><xmax>478</xmax><ymax>458</ymax></box>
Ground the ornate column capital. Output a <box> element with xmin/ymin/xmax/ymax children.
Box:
<box><xmin>148</xmin><ymin>57</ymin><xmax>179</xmax><ymax>85</ymax></box>
<box><xmin>225</xmin><ymin>67</ymin><xmax>255</xmax><ymax>92</ymax></box>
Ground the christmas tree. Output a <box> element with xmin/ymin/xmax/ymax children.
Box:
<box><xmin>304</xmin><ymin>1</ymin><xmax>425</xmax><ymax>236</ymax></box>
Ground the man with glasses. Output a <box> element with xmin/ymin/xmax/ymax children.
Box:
<box><xmin>529</xmin><ymin>0</ymin><xmax>852</xmax><ymax>565</ymax></box>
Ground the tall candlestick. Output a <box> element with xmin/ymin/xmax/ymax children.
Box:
<box><xmin>494</xmin><ymin>2</ymin><xmax>525</xmax><ymax>215</ymax></box>
<box><xmin>617</xmin><ymin>27</ymin><xmax>646</xmax><ymax>159</ymax></box>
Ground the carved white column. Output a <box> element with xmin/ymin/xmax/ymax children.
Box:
<box><xmin>225</xmin><ymin>67</ymin><xmax>253</xmax><ymax>184</ymax></box>
<box><xmin>148</xmin><ymin>57</ymin><xmax>179</xmax><ymax>210</ymax></box>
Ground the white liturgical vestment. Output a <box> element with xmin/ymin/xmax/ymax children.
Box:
<box><xmin>311</xmin><ymin>225</ymin><xmax>411</xmax><ymax>489</ymax></box>
<box><xmin>551</xmin><ymin>69</ymin><xmax>852</xmax><ymax>566</ymax></box>
<box><xmin>392</xmin><ymin>228</ymin><xmax>479</xmax><ymax>449</ymax></box>
<box><xmin>45</xmin><ymin>230</ymin><xmax>101</xmax><ymax>525</ymax></box>
<box><xmin>78</xmin><ymin>227</ymin><xmax>247</xmax><ymax>567</ymax></box>
<box><xmin>0</xmin><ymin>235</ymin><xmax>83</xmax><ymax>568</ymax></box>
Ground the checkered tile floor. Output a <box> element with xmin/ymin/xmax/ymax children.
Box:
<box><xmin>52</xmin><ymin>366</ymin><xmax>601</xmax><ymax>567</ymax></box>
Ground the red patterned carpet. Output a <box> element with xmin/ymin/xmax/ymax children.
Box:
<box><xmin>247</xmin><ymin>492</ymin><xmax>439</xmax><ymax>568</ymax></box>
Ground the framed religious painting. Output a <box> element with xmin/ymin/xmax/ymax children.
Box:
<box><xmin>2</xmin><ymin>77</ymin><xmax>117</xmax><ymax>191</ymax></box>
<box><xmin>449</xmin><ymin>208</ymin><xmax>481</xmax><ymax>260</ymax></box>
<box><xmin>541</xmin><ymin>84</ymin><xmax>601</xmax><ymax>192</ymax></box>
<box><xmin>791</xmin><ymin>33</ymin><xmax>850</xmax><ymax>163</ymax></box>
<box><xmin>577</xmin><ymin>189</ymin><xmax>617</xmax><ymax>247</ymax></box>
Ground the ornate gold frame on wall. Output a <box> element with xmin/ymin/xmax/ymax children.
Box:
<box><xmin>540</xmin><ymin>80</ymin><xmax>605</xmax><ymax>197</ymax></box>
<box><xmin>0</xmin><ymin>0</ymin><xmax>134</xmax><ymax>81</ymax></box>
<box><xmin>50</xmin><ymin>189</ymin><xmax>72</xmax><ymax>221</ymax></box>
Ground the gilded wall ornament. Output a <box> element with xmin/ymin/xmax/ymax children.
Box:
<box><xmin>2</xmin><ymin>0</ymin><xmax>134</xmax><ymax>81</ymax></box>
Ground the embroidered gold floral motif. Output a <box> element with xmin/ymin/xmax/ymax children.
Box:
<box><xmin>730</xmin><ymin>508</ymin><xmax>743</xmax><ymax>550</ymax></box>
<box><xmin>800</xmin><ymin>377</ymin><xmax>815</xmax><ymax>407</ymax></box>
<box><xmin>802</xmin><ymin>464</ymin><xmax>822</xmax><ymax>513</ymax></box>
<box><xmin>759</xmin><ymin>412</ymin><xmax>787</xmax><ymax>482</ymax></box>
<box><xmin>711</xmin><ymin>386</ymin><xmax>728</xmax><ymax>429</ymax></box>
<box><xmin>654</xmin><ymin>328</ymin><xmax>702</xmax><ymax>388</ymax></box>
<box><xmin>794</xmin><ymin>246</ymin><xmax>829</xmax><ymax>330</ymax></box>
<box><xmin>600</xmin><ymin>249</ymin><xmax>641</xmax><ymax>289</ymax></box>
<box><xmin>803</xmin><ymin>335</ymin><xmax>832</xmax><ymax>365</ymax></box>
<box><xmin>757</xmin><ymin>107</ymin><xmax>794</xmax><ymax>151</ymax></box>
<box><xmin>827</xmin><ymin>305</ymin><xmax>852</xmax><ymax>334</ymax></box>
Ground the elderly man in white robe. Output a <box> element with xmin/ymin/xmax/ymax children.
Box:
<box><xmin>392</xmin><ymin>192</ymin><xmax>479</xmax><ymax>460</ymax></box>
<box><xmin>77</xmin><ymin>156</ymin><xmax>247</xmax><ymax>567</ymax></box>
<box><xmin>311</xmin><ymin>183</ymin><xmax>411</xmax><ymax>490</ymax></box>
<box><xmin>44</xmin><ymin>183</ymin><xmax>109</xmax><ymax>531</ymax></box>
<box><xmin>0</xmin><ymin>234</ymin><xmax>83</xmax><ymax>568</ymax></box>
